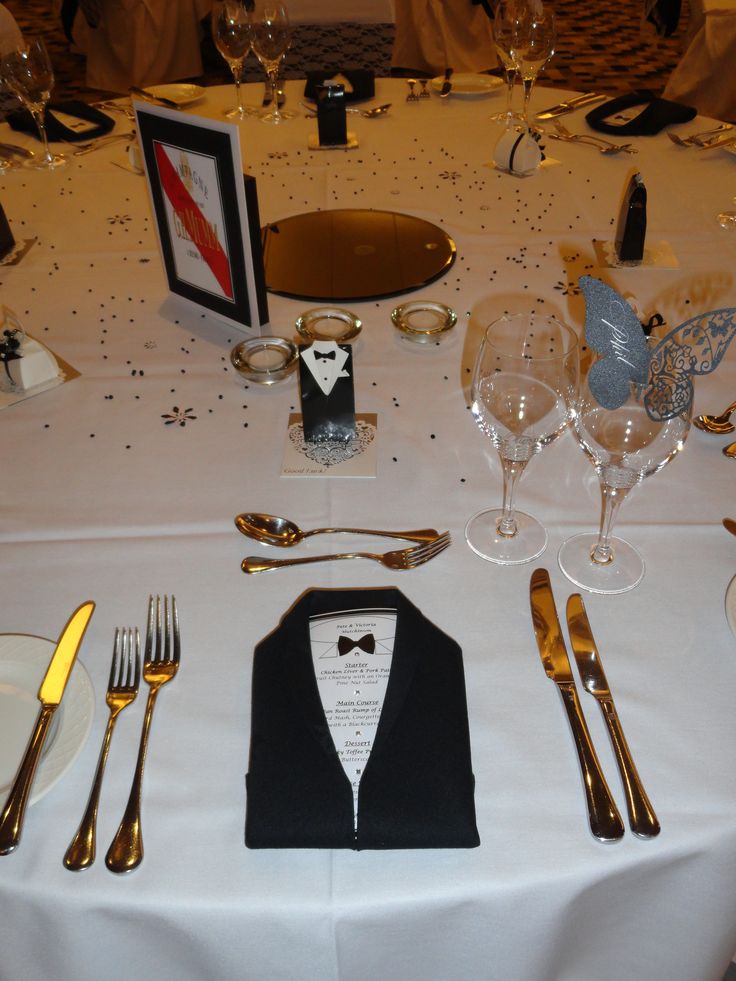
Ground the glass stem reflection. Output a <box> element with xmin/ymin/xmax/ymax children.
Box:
<box><xmin>497</xmin><ymin>457</ymin><xmax>528</xmax><ymax>538</ymax></box>
<box><xmin>521</xmin><ymin>77</ymin><xmax>534</xmax><ymax>124</ymax></box>
<box><xmin>503</xmin><ymin>67</ymin><xmax>517</xmax><ymax>126</ymax></box>
<box><xmin>31</xmin><ymin>106</ymin><xmax>54</xmax><ymax>165</ymax></box>
<box><xmin>591</xmin><ymin>481</ymin><xmax>631</xmax><ymax>565</ymax></box>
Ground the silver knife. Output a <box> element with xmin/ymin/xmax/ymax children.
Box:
<box><xmin>566</xmin><ymin>594</ymin><xmax>660</xmax><ymax>839</ymax></box>
<box><xmin>535</xmin><ymin>92</ymin><xmax>605</xmax><ymax>120</ymax></box>
<box><xmin>530</xmin><ymin>569</ymin><xmax>624</xmax><ymax>842</ymax></box>
<box><xmin>130</xmin><ymin>86</ymin><xmax>179</xmax><ymax>109</ymax></box>
<box><xmin>0</xmin><ymin>601</ymin><xmax>95</xmax><ymax>855</ymax></box>
<box><xmin>440</xmin><ymin>67</ymin><xmax>453</xmax><ymax>98</ymax></box>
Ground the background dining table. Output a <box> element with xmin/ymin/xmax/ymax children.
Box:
<box><xmin>1</xmin><ymin>78</ymin><xmax>736</xmax><ymax>981</ymax></box>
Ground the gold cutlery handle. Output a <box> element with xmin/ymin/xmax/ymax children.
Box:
<box><xmin>301</xmin><ymin>526</ymin><xmax>439</xmax><ymax>543</ymax></box>
<box><xmin>105</xmin><ymin>687</ymin><xmax>159</xmax><ymax>873</ymax></box>
<box><xmin>63</xmin><ymin>710</ymin><xmax>119</xmax><ymax>870</ymax></box>
<box><xmin>558</xmin><ymin>684</ymin><xmax>625</xmax><ymax>842</ymax></box>
<box><xmin>0</xmin><ymin>705</ymin><xmax>55</xmax><ymax>855</ymax></box>
<box><xmin>600</xmin><ymin>701</ymin><xmax>660</xmax><ymax>838</ymax></box>
<box><xmin>242</xmin><ymin>552</ymin><xmax>369</xmax><ymax>573</ymax></box>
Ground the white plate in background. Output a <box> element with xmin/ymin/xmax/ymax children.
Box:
<box><xmin>0</xmin><ymin>634</ymin><xmax>94</xmax><ymax>804</ymax></box>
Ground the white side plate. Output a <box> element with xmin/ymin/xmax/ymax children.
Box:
<box><xmin>145</xmin><ymin>84</ymin><xmax>205</xmax><ymax>107</ymax></box>
<box><xmin>0</xmin><ymin>634</ymin><xmax>94</xmax><ymax>805</ymax></box>
<box><xmin>430</xmin><ymin>73</ymin><xmax>503</xmax><ymax>97</ymax></box>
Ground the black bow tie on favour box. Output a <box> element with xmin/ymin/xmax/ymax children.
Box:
<box><xmin>304</xmin><ymin>69</ymin><xmax>375</xmax><ymax>105</ymax></box>
<box><xmin>245</xmin><ymin>588</ymin><xmax>480</xmax><ymax>850</ymax></box>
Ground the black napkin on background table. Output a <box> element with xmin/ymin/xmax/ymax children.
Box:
<box><xmin>304</xmin><ymin>69</ymin><xmax>375</xmax><ymax>104</ymax></box>
<box><xmin>586</xmin><ymin>90</ymin><xmax>696</xmax><ymax>136</ymax></box>
<box><xmin>7</xmin><ymin>100</ymin><xmax>115</xmax><ymax>142</ymax></box>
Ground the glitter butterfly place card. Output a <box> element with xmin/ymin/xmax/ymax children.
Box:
<box><xmin>580</xmin><ymin>275</ymin><xmax>736</xmax><ymax>421</ymax></box>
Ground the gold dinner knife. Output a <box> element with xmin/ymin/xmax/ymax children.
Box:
<box><xmin>530</xmin><ymin>569</ymin><xmax>624</xmax><ymax>842</ymax></box>
<box><xmin>566</xmin><ymin>594</ymin><xmax>660</xmax><ymax>839</ymax></box>
<box><xmin>0</xmin><ymin>601</ymin><xmax>95</xmax><ymax>855</ymax></box>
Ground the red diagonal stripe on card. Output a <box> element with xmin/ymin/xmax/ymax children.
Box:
<box><xmin>154</xmin><ymin>143</ymin><xmax>234</xmax><ymax>299</ymax></box>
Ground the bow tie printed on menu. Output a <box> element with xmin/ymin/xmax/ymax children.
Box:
<box><xmin>338</xmin><ymin>634</ymin><xmax>375</xmax><ymax>656</ymax></box>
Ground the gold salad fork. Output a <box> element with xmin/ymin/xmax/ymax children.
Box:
<box><xmin>241</xmin><ymin>532</ymin><xmax>451</xmax><ymax>573</ymax></box>
<box><xmin>105</xmin><ymin>596</ymin><xmax>180</xmax><ymax>873</ymax></box>
<box><xmin>63</xmin><ymin>628</ymin><xmax>140</xmax><ymax>871</ymax></box>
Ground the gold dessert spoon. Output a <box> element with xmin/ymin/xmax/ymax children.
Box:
<box><xmin>234</xmin><ymin>512</ymin><xmax>439</xmax><ymax>547</ymax></box>
<box><xmin>694</xmin><ymin>399</ymin><xmax>736</xmax><ymax>433</ymax></box>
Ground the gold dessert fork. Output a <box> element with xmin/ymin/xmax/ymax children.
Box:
<box><xmin>105</xmin><ymin>596</ymin><xmax>180</xmax><ymax>873</ymax></box>
<box><xmin>63</xmin><ymin>627</ymin><xmax>140</xmax><ymax>871</ymax></box>
<box><xmin>241</xmin><ymin>533</ymin><xmax>451</xmax><ymax>573</ymax></box>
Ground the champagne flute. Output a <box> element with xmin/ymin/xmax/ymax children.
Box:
<box><xmin>248</xmin><ymin>0</ymin><xmax>295</xmax><ymax>124</ymax></box>
<box><xmin>558</xmin><ymin>342</ymin><xmax>692</xmax><ymax>594</ymax></box>
<box><xmin>0</xmin><ymin>38</ymin><xmax>65</xmax><ymax>171</ymax></box>
<box><xmin>465</xmin><ymin>313</ymin><xmax>580</xmax><ymax>565</ymax></box>
<box><xmin>515</xmin><ymin>7</ymin><xmax>556</xmax><ymax>125</ymax></box>
<box><xmin>212</xmin><ymin>0</ymin><xmax>254</xmax><ymax>120</ymax></box>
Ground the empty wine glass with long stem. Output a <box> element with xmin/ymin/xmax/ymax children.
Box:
<box><xmin>557</xmin><ymin>341</ymin><xmax>692</xmax><ymax>593</ymax></box>
<box><xmin>1</xmin><ymin>38</ymin><xmax>65</xmax><ymax>170</ymax></box>
<box><xmin>212</xmin><ymin>0</ymin><xmax>254</xmax><ymax>120</ymax></box>
<box><xmin>249</xmin><ymin>0</ymin><xmax>295</xmax><ymax>123</ymax></box>
<box><xmin>516</xmin><ymin>7</ymin><xmax>556</xmax><ymax>125</ymax></box>
<box><xmin>465</xmin><ymin>313</ymin><xmax>579</xmax><ymax>565</ymax></box>
<box><xmin>491</xmin><ymin>1</ymin><xmax>523</xmax><ymax>126</ymax></box>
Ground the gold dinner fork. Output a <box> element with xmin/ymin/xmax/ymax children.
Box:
<box><xmin>63</xmin><ymin>627</ymin><xmax>140</xmax><ymax>871</ymax></box>
<box><xmin>241</xmin><ymin>532</ymin><xmax>451</xmax><ymax>573</ymax></box>
<box><xmin>105</xmin><ymin>596</ymin><xmax>180</xmax><ymax>873</ymax></box>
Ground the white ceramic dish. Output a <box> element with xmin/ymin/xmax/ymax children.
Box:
<box><xmin>0</xmin><ymin>634</ymin><xmax>94</xmax><ymax>804</ymax></box>
<box><xmin>430</xmin><ymin>73</ymin><xmax>503</xmax><ymax>97</ymax></box>
<box><xmin>145</xmin><ymin>84</ymin><xmax>205</xmax><ymax>107</ymax></box>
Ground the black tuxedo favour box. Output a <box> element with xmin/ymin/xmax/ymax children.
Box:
<box><xmin>245</xmin><ymin>588</ymin><xmax>480</xmax><ymax>850</ymax></box>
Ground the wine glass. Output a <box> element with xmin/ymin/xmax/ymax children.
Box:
<box><xmin>491</xmin><ymin>1</ymin><xmax>524</xmax><ymax>126</ymax></box>
<box><xmin>465</xmin><ymin>313</ymin><xmax>580</xmax><ymax>565</ymax></box>
<box><xmin>0</xmin><ymin>38</ymin><xmax>66</xmax><ymax>170</ymax></box>
<box><xmin>557</xmin><ymin>342</ymin><xmax>692</xmax><ymax>594</ymax></box>
<box><xmin>248</xmin><ymin>0</ymin><xmax>295</xmax><ymax>124</ymax></box>
<box><xmin>212</xmin><ymin>0</ymin><xmax>254</xmax><ymax>120</ymax></box>
<box><xmin>515</xmin><ymin>7</ymin><xmax>556</xmax><ymax>125</ymax></box>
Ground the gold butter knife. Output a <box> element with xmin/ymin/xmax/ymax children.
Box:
<box><xmin>0</xmin><ymin>602</ymin><xmax>95</xmax><ymax>855</ymax></box>
<box><xmin>530</xmin><ymin>569</ymin><xmax>624</xmax><ymax>842</ymax></box>
<box><xmin>567</xmin><ymin>594</ymin><xmax>660</xmax><ymax>838</ymax></box>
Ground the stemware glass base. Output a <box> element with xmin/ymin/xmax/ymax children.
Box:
<box><xmin>224</xmin><ymin>105</ymin><xmax>256</xmax><ymax>119</ymax></box>
<box><xmin>557</xmin><ymin>532</ymin><xmax>644</xmax><ymax>594</ymax></box>
<box><xmin>260</xmin><ymin>106</ymin><xmax>295</xmax><ymax>124</ymax></box>
<box><xmin>465</xmin><ymin>508</ymin><xmax>547</xmax><ymax>565</ymax></box>
<box><xmin>25</xmin><ymin>152</ymin><xmax>67</xmax><ymax>171</ymax></box>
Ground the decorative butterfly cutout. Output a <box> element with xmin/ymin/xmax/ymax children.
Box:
<box><xmin>580</xmin><ymin>276</ymin><xmax>736</xmax><ymax>421</ymax></box>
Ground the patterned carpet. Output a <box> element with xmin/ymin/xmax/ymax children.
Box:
<box><xmin>4</xmin><ymin>0</ymin><xmax>689</xmax><ymax>103</ymax></box>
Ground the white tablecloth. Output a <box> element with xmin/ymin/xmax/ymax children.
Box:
<box><xmin>1</xmin><ymin>81</ymin><xmax>736</xmax><ymax>981</ymax></box>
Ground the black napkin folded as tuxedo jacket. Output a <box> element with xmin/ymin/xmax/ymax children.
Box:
<box><xmin>245</xmin><ymin>587</ymin><xmax>480</xmax><ymax>850</ymax></box>
<box><xmin>586</xmin><ymin>90</ymin><xmax>696</xmax><ymax>136</ymax></box>
<box><xmin>7</xmin><ymin>100</ymin><xmax>115</xmax><ymax>142</ymax></box>
<box><xmin>303</xmin><ymin>70</ymin><xmax>375</xmax><ymax>104</ymax></box>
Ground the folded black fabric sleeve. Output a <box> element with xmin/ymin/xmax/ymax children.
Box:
<box><xmin>304</xmin><ymin>70</ymin><xmax>375</xmax><ymax>104</ymax></box>
<box><xmin>245</xmin><ymin>587</ymin><xmax>480</xmax><ymax>850</ymax></box>
<box><xmin>7</xmin><ymin>100</ymin><xmax>115</xmax><ymax>142</ymax></box>
<box><xmin>586</xmin><ymin>91</ymin><xmax>696</xmax><ymax>136</ymax></box>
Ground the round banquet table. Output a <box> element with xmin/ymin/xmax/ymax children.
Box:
<box><xmin>1</xmin><ymin>80</ymin><xmax>736</xmax><ymax>981</ymax></box>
